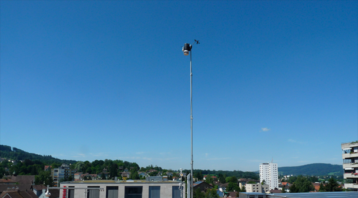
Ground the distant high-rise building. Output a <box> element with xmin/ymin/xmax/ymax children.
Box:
<box><xmin>51</xmin><ymin>164</ymin><xmax>76</xmax><ymax>187</ymax></box>
<box><xmin>259</xmin><ymin>162</ymin><xmax>278</xmax><ymax>190</ymax></box>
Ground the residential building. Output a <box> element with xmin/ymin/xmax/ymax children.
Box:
<box><xmin>100</xmin><ymin>168</ymin><xmax>110</xmax><ymax>179</ymax></box>
<box><xmin>193</xmin><ymin>181</ymin><xmax>212</xmax><ymax>192</ymax></box>
<box><xmin>0</xmin><ymin>175</ymin><xmax>35</xmax><ymax>194</ymax></box>
<box><xmin>218</xmin><ymin>183</ymin><xmax>228</xmax><ymax>193</ymax></box>
<box><xmin>216</xmin><ymin>189</ymin><xmax>224</xmax><ymax>197</ymax></box>
<box><xmin>0</xmin><ymin>189</ymin><xmax>37</xmax><ymax>198</ymax></box>
<box><xmin>81</xmin><ymin>173</ymin><xmax>98</xmax><ymax>180</ymax></box>
<box><xmin>31</xmin><ymin>185</ymin><xmax>47</xmax><ymax>198</ymax></box>
<box><xmin>203</xmin><ymin>175</ymin><xmax>217</xmax><ymax>181</ymax></box>
<box><xmin>59</xmin><ymin>179</ymin><xmax>185</xmax><ymax>198</ymax></box>
<box><xmin>51</xmin><ymin>164</ymin><xmax>76</xmax><ymax>187</ymax></box>
<box><xmin>74</xmin><ymin>172</ymin><xmax>82</xmax><ymax>181</ymax></box>
<box><xmin>44</xmin><ymin>165</ymin><xmax>52</xmax><ymax>171</ymax></box>
<box><xmin>0</xmin><ymin>179</ymin><xmax>17</xmax><ymax>185</ymax></box>
<box><xmin>238</xmin><ymin>178</ymin><xmax>259</xmax><ymax>186</ymax></box>
<box><xmin>245</xmin><ymin>183</ymin><xmax>269</xmax><ymax>193</ymax></box>
<box><xmin>342</xmin><ymin>141</ymin><xmax>358</xmax><ymax>190</ymax></box>
<box><xmin>121</xmin><ymin>172</ymin><xmax>130</xmax><ymax>178</ymax></box>
<box><xmin>259</xmin><ymin>162</ymin><xmax>278</xmax><ymax>190</ymax></box>
<box><xmin>138</xmin><ymin>172</ymin><xmax>147</xmax><ymax>178</ymax></box>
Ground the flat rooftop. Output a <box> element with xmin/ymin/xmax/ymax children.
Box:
<box><xmin>61</xmin><ymin>180</ymin><xmax>181</xmax><ymax>184</ymax></box>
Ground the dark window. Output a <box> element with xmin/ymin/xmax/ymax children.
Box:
<box><xmin>68</xmin><ymin>186</ymin><xmax>74</xmax><ymax>198</ymax></box>
<box><xmin>149</xmin><ymin>186</ymin><xmax>160</xmax><ymax>198</ymax></box>
<box><xmin>106</xmin><ymin>187</ymin><xmax>118</xmax><ymax>198</ymax></box>
<box><xmin>125</xmin><ymin>186</ymin><xmax>142</xmax><ymax>198</ymax></box>
<box><xmin>172</xmin><ymin>186</ymin><xmax>180</xmax><ymax>198</ymax></box>
<box><xmin>87</xmin><ymin>186</ymin><xmax>100</xmax><ymax>198</ymax></box>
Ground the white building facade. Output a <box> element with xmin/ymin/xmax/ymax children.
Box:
<box><xmin>245</xmin><ymin>183</ymin><xmax>269</xmax><ymax>193</ymax></box>
<box><xmin>59</xmin><ymin>180</ymin><xmax>185</xmax><ymax>198</ymax></box>
<box><xmin>259</xmin><ymin>162</ymin><xmax>278</xmax><ymax>190</ymax></box>
<box><xmin>342</xmin><ymin>141</ymin><xmax>358</xmax><ymax>190</ymax></box>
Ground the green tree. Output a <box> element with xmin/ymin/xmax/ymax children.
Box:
<box><xmin>281</xmin><ymin>186</ymin><xmax>286</xmax><ymax>193</ymax></box>
<box><xmin>325</xmin><ymin>178</ymin><xmax>342</xmax><ymax>191</ymax></box>
<box><xmin>289</xmin><ymin>183</ymin><xmax>299</xmax><ymax>193</ymax></box>
<box><xmin>228</xmin><ymin>176</ymin><xmax>237</xmax><ymax>183</ymax></box>
<box><xmin>194</xmin><ymin>188</ymin><xmax>205</xmax><ymax>198</ymax></box>
<box><xmin>205</xmin><ymin>189</ymin><xmax>219</xmax><ymax>198</ymax></box>
<box><xmin>131</xmin><ymin>172</ymin><xmax>139</xmax><ymax>180</ymax></box>
<box><xmin>289</xmin><ymin>176</ymin><xmax>314</xmax><ymax>192</ymax></box>
<box><xmin>110</xmin><ymin>163</ymin><xmax>119</xmax><ymax>178</ymax></box>
<box><xmin>51</xmin><ymin>162</ymin><xmax>61</xmax><ymax>169</ymax></box>
<box><xmin>74</xmin><ymin>162</ymin><xmax>84</xmax><ymax>171</ymax></box>
<box><xmin>218</xmin><ymin>173</ymin><xmax>225</xmax><ymax>184</ymax></box>
<box><xmin>197</xmin><ymin>171</ymin><xmax>203</xmax><ymax>180</ymax></box>
<box><xmin>205</xmin><ymin>175</ymin><xmax>214</xmax><ymax>186</ymax></box>
<box><xmin>319</xmin><ymin>182</ymin><xmax>325</xmax><ymax>192</ymax></box>
<box><xmin>261</xmin><ymin>180</ymin><xmax>266</xmax><ymax>185</ymax></box>
<box><xmin>35</xmin><ymin>171</ymin><xmax>53</xmax><ymax>186</ymax></box>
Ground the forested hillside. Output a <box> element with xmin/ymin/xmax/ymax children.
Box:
<box><xmin>190</xmin><ymin>169</ymin><xmax>259</xmax><ymax>180</ymax></box>
<box><xmin>278</xmin><ymin>163</ymin><xmax>343</xmax><ymax>176</ymax></box>
<box><xmin>0</xmin><ymin>145</ymin><xmax>76</xmax><ymax>165</ymax></box>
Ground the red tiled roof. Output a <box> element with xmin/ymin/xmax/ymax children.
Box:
<box><xmin>312</xmin><ymin>183</ymin><xmax>321</xmax><ymax>191</ymax></box>
<box><xmin>0</xmin><ymin>189</ymin><xmax>37</xmax><ymax>198</ymax></box>
<box><xmin>0</xmin><ymin>179</ymin><xmax>16</xmax><ymax>183</ymax></box>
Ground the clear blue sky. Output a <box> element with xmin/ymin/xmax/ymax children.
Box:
<box><xmin>1</xmin><ymin>1</ymin><xmax>357</xmax><ymax>171</ymax></box>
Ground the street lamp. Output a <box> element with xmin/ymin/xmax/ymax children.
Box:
<box><xmin>182</xmin><ymin>40</ymin><xmax>199</xmax><ymax>198</ymax></box>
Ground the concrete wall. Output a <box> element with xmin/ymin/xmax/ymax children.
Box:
<box><xmin>60</xmin><ymin>182</ymin><xmax>184</xmax><ymax>198</ymax></box>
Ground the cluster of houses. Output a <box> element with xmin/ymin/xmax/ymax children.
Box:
<box><xmin>0</xmin><ymin>174</ymin><xmax>59</xmax><ymax>198</ymax></box>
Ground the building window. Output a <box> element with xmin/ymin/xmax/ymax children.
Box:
<box><xmin>172</xmin><ymin>186</ymin><xmax>181</xmax><ymax>198</ymax></box>
<box><xmin>87</xmin><ymin>186</ymin><xmax>100</xmax><ymax>198</ymax></box>
<box><xmin>106</xmin><ymin>186</ymin><xmax>118</xmax><ymax>198</ymax></box>
<box><xmin>125</xmin><ymin>186</ymin><xmax>142</xmax><ymax>198</ymax></box>
<box><xmin>68</xmin><ymin>186</ymin><xmax>74</xmax><ymax>198</ymax></box>
<box><xmin>343</xmin><ymin>159</ymin><xmax>353</xmax><ymax>164</ymax></box>
<box><xmin>149</xmin><ymin>186</ymin><xmax>160</xmax><ymax>198</ymax></box>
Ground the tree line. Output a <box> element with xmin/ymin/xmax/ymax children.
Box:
<box><xmin>0</xmin><ymin>144</ymin><xmax>76</xmax><ymax>165</ymax></box>
<box><xmin>190</xmin><ymin>169</ymin><xmax>259</xmax><ymax>180</ymax></box>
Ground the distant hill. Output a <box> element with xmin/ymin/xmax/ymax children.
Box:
<box><xmin>278</xmin><ymin>163</ymin><xmax>343</xmax><ymax>176</ymax></box>
<box><xmin>0</xmin><ymin>145</ymin><xmax>76</xmax><ymax>165</ymax></box>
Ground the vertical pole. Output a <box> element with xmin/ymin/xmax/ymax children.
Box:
<box><xmin>190</xmin><ymin>50</ymin><xmax>193</xmax><ymax>198</ymax></box>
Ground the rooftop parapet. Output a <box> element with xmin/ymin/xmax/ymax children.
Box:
<box><xmin>341</xmin><ymin>141</ymin><xmax>358</xmax><ymax>149</ymax></box>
